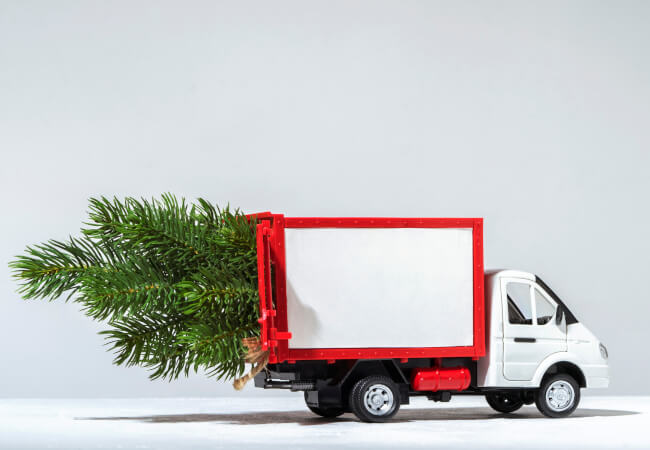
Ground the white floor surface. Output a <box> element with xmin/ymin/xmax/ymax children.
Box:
<box><xmin>0</xmin><ymin>395</ymin><xmax>646</xmax><ymax>449</ymax></box>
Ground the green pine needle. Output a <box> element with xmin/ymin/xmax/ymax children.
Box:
<box><xmin>9</xmin><ymin>194</ymin><xmax>260</xmax><ymax>381</ymax></box>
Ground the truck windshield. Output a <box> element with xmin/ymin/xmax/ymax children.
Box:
<box><xmin>535</xmin><ymin>276</ymin><xmax>579</xmax><ymax>325</ymax></box>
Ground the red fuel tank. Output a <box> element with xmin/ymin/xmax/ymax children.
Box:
<box><xmin>410</xmin><ymin>367</ymin><xmax>471</xmax><ymax>392</ymax></box>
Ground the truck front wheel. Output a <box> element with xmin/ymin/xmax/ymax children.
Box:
<box><xmin>303</xmin><ymin>392</ymin><xmax>345</xmax><ymax>418</ymax></box>
<box><xmin>535</xmin><ymin>374</ymin><xmax>580</xmax><ymax>418</ymax></box>
<box><xmin>349</xmin><ymin>375</ymin><xmax>401</xmax><ymax>422</ymax></box>
<box><xmin>485</xmin><ymin>392</ymin><xmax>524</xmax><ymax>413</ymax></box>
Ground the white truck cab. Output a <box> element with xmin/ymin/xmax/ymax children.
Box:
<box><xmin>477</xmin><ymin>270</ymin><xmax>609</xmax><ymax>416</ymax></box>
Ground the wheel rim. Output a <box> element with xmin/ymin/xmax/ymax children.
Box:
<box><xmin>363</xmin><ymin>383</ymin><xmax>395</xmax><ymax>416</ymax></box>
<box><xmin>545</xmin><ymin>380</ymin><xmax>575</xmax><ymax>412</ymax></box>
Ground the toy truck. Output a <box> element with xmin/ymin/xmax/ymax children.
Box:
<box><xmin>250</xmin><ymin>214</ymin><xmax>609</xmax><ymax>422</ymax></box>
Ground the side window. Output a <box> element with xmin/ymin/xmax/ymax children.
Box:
<box><xmin>535</xmin><ymin>289</ymin><xmax>556</xmax><ymax>325</ymax></box>
<box><xmin>506</xmin><ymin>282</ymin><xmax>533</xmax><ymax>325</ymax></box>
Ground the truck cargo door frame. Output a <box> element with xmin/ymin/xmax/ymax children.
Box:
<box><xmin>255</xmin><ymin>215</ymin><xmax>485</xmax><ymax>364</ymax></box>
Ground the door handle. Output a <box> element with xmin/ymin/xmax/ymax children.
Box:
<box><xmin>514</xmin><ymin>337</ymin><xmax>536</xmax><ymax>343</ymax></box>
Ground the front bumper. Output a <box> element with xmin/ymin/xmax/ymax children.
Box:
<box><xmin>583</xmin><ymin>364</ymin><xmax>609</xmax><ymax>388</ymax></box>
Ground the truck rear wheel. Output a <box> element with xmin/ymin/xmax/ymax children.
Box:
<box><xmin>303</xmin><ymin>392</ymin><xmax>345</xmax><ymax>418</ymax></box>
<box><xmin>535</xmin><ymin>373</ymin><xmax>580</xmax><ymax>418</ymax></box>
<box><xmin>485</xmin><ymin>392</ymin><xmax>524</xmax><ymax>413</ymax></box>
<box><xmin>349</xmin><ymin>375</ymin><xmax>400</xmax><ymax>423</ymax></box>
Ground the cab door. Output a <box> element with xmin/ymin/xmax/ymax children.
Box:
<box><xmin>501</xmin><ymin>278</ymin><xmax>567</xmax><ymax>381</ymax></box>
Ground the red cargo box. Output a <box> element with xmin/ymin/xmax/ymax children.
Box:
<box><xmin>253</xmin><ymin>214</ymin><xmax>485</xmax><ymax>364</ymax></box>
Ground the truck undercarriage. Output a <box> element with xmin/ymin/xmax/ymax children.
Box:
<box><xmin>255</xmin><ymin>357</ymin><xmax>586</xmax><ymax>422</ymax></box>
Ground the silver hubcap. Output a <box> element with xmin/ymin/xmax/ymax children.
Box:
<box><xmin>363</xmin><ymin>384</ymin><xmax>394</xmax><ymax>416</ymax></box>
<box><xmin>546</xmin><ymin>380</ymin><xmax>575</xmax><ymax>412</ymax></box>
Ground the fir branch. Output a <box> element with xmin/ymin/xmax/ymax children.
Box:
<box><xmin>10</xmin><ymin>194</ymin><xmax>261</xmax><ymax>382</ymax></box>
<box><xmin>84</xmin><ymin>195</ymin><xmax>214</xmax><ymax>270</ymax></box>
<box><xmin>9</xmin><ymin>237</ymin><xmax>110</xmax><ymax>301</ymax></box>
<box><xmin>76</xmin><ymin>255</ymin><xmax>183</xmax><ymax>320</ymax></box>
<box><xmin>101</xmin><ymin>312</ymin><xmax>188</xmax><ymax>369</ymax></box>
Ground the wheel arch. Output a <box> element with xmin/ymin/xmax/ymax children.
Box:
<box><xmin>341</xmin><ymin>360</ymin><xmax>408</xmax><ymax>387</ymax></box>
<box><xmin>339</xmin><ymin>359</ymin><xmax>410</xmax><ymax>404</ymax></box>
<box><xmin>543</xmin><ymin>362</ymin><xmax>586</xmax><ymax>388</ymax></box>
<box><xmin>533</xmin><ymin>354</ymin><xmax>586</xmax><ymax>388</ymax></box>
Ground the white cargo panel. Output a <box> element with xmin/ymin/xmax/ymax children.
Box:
<box><xmin>285</xmin><ymin>227</ymin><xmax>474</xmax><ymax>349</ymax></box>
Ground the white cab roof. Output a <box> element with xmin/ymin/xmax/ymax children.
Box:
<box><xmin>485</xmin><ymin>269</ymin><xmax>535</xmax><ymax>281</ymax></box>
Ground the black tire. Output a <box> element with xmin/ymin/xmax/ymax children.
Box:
<box><xmin>485</xmin><ymin>392</ymin><xmax>524</xmax><ymax>413</ymax></box>
<box><xmin>535</xmin><ymin>373</ymin><xmax>580</xmax><ymax>418</ymax></box>
<box><xmin>304</xmin><ymin>392</ymin><xmax>345</xmax><ymax>418</ymax></box>
<box><xmin>349</xmin><ymin>375</ymin><xmax>401</xmax><ymax>423</ymax></box>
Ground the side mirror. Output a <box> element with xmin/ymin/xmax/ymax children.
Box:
<box><xmin>556</xmin><ymin>306</ymin><xmax>564</xmax><ymax>326</ymax></box>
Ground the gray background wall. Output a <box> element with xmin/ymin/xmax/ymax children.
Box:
<box><xmin>1</xmin><ymin>1</ymin><xmax>648</xmax><ymax>397</ymax></box>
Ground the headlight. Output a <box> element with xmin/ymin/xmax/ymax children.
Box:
<box><xmin>599</xmin><ymin>343</ymin><xmax>608</xmax><ymax>359</ymax></box>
